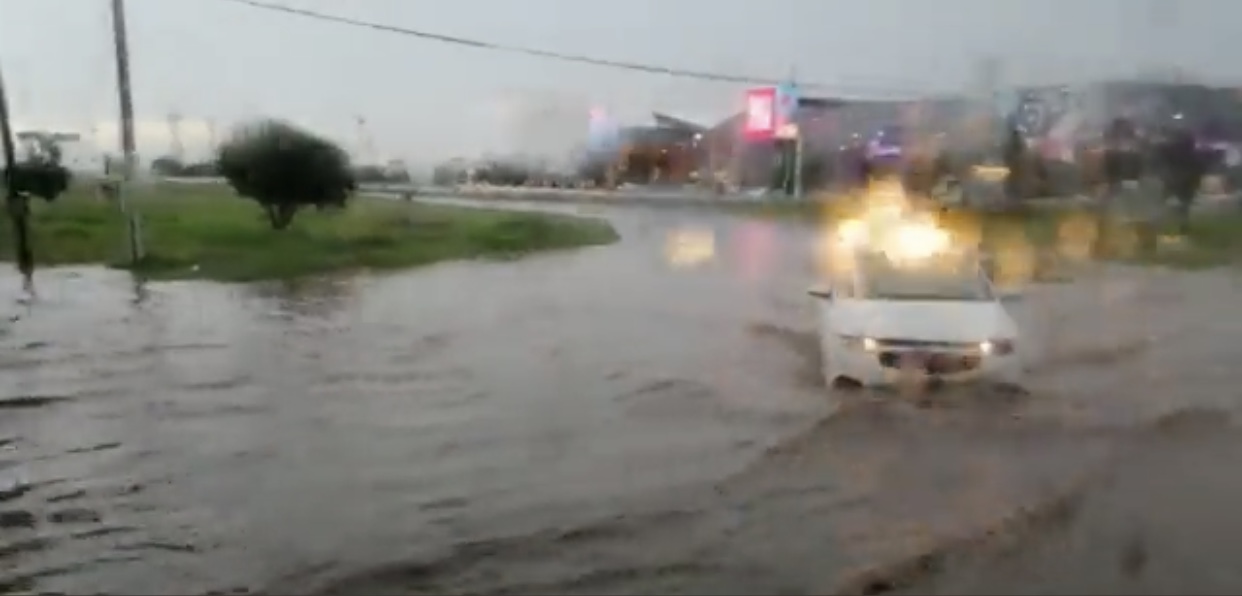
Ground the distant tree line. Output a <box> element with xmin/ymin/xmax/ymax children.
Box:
<box><xmin>150</xmin><ymin>156</ymin><xmax>220</xmax><ymax>178</ymax></box>
<box><xmin>151</xmin><ymin>155</ymin><xmax>412</xmax><ymax>184</ymax></box>
<box><xmin>3</xmin><ymin>118</ymin><xmax>429</xmax><ymax>232</ymax></box>
<box><xmin>353</xmin><ymin>164</ymin><xmax>411</xmax><ymax>184</ymax></box>
<box><xmin>432</xmin><ymin>159</ymin><xmax>571</xmax><ymax>187</ymax></box>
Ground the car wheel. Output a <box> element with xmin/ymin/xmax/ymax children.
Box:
<box><xmin>823</xmin><ymin>372</ymin><xmax>868</xmax><ymax>417</ymax></box>
<box><xmin>821</xmin><ymin>356</ymin><xmax>858</xmax><ymax>389</ymax></box>
<box><xmin>830</xmin><ymin>375</ymin><xmax>864</xmax><ymax>391</ymax></box>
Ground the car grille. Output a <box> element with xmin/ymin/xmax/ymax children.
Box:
<box><xmin>877</xmin><ymin>351</ymin><xmax>983</xmax><ymax>374</ymax></box>
<box><xmin>874</xmin><ymin>338</ymin><xmax>980</xmax><ymax>350</ymax></box>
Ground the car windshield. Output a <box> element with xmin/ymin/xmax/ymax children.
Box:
<box><xmin>856</xmin><ymin>251</ymin><xmax>991</xmax><ymax>301</ymax></box>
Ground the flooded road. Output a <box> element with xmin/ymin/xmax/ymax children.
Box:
<box><xmin>3</xmin><ymin>199</ymin><xmax>1242</xmax><ymax>594</ymax></box>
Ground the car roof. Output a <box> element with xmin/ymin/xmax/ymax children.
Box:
<box><xmin>849</xmin><ymin>245</ymin><xmax>983</xmax><ymax>265</ymax></box>
<box><xmin>841</xmin><ymin>249</ymin><xmax>993</xmax><ymax>296</ymax></box>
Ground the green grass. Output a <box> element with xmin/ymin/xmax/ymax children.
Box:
<box><xmin>720</xmin><ymin>193</ymin><xmax>1242</xmax><ymax>272</ymax></box>
<box><xmin>1111</xmin><ymin>213</ymin><xmax>1242</xmax><ymax>269</ymax></box>
<box><xmin>0</xmin><ymin>184</ymin><xmax>619</xmax><ymax>282</ymax></box>
<box><xmin>963</xmin><ymin>205</ymin><xmax>1242</xmax><ymax>271</ymax></box>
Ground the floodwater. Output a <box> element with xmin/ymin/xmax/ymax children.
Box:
<box><xmin>3</xmin><ymin>199</ymin><xmax>1242</xmax><ymax>595</ymax></box>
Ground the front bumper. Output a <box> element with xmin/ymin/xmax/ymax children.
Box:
<box><xmin>835</xmin><ymin>343</ymin><xmax>1022</xmax><ymax>388</ymax></box>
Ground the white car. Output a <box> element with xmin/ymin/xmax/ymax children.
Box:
<box><xmin>809</xmin><ymin>244</ymin><xmax>1026</xmax><ymax>391</ymax></box>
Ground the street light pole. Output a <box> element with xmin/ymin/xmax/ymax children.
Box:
<box><xmin>0</xmin><ymin>64</ymin><xmax>34</xmax><ymax>285</ymax></box>
<box><xmin>792</xmin><ymin>133</ymin><xmax>804</xmax><ymax>199</ymax></box>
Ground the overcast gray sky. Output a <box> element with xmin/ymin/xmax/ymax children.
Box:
<box><xmin>1</xmin><ymin>0</ymin><xmax>1236</xmax><ymax>167</ymax></box>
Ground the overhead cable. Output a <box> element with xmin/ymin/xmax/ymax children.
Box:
<box><xmin>217</xmin><ymin>0</ymin><xmax>933</xmax><ymax>97</ymax></box>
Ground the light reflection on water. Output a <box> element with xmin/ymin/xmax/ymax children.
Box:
<box><xmin>663</xmin><ymin>226</ymin><xmax>716</xmax><ymax>268</ymax></box>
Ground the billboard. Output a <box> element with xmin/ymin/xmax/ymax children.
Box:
<box><xmin>743</xmin><ymin>87</ymin><xmax>778</xmax><ymax>140</ymax></box>
<box><xmin>776</xmin><ymin>82</ymin><xmax>800</xmax><ymax>126</ymax></box>
<box><xmin>745</xmin><ymin>84</ymin><xmax>801</xmax><ymax>141</ymax></box>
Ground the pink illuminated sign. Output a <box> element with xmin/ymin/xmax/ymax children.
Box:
<box><xmin>744</xmin><ymin>87</ymin><xmax>778</xmax><ymax>140</ymax></box>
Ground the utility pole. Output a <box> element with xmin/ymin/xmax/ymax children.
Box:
<box><xmin>0</xmin><ymin>65</ymin><xmax>34</xmax><ymax>286</ymax></box>
<box><xmin>110</xmin><ymin>0</ymin><xmax>143</xmax><ymax>262</ymax></box>
<box><xmin>780</xmin><ymin>65</ymin><xmax>804</xmax><ymax>200</ymax></box>
<box><xmin>167</xmin><ymin>111</ymin><xmax>184</xmax><ymax>161</ymax></box>
<box><xmin>111</xmin><ymin>0</ymin><xmax>136</xmax><ymax>178</ymax></box>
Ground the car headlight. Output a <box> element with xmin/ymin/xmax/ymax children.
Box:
<box><xmin>841</xmin><ymin>335</ymin><xmax>879</xmax><ymax>352</ymax></box>
<box><xmin>972</xmin><ymin>165</ymin><xmax>1009</xmax><ymax>182</ymax></box>
<box><xmin>980</xmin><ymin>339</ymin><xmax>1015</xmax><ymax>356</ymax></box>
<box><xmin>886</xmin><ymin>222</ymin><xmax>950</xmax><ymax>261</ymax></box>
<box><xmin>836</xmin><ymin>219</ymin><xmax>869</xmax><ymax>247</ymax></box>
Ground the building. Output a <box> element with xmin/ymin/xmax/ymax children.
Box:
<box><xmin>577</xmin><ymin>80</ymin><xmax>1242</xmax><ymax>190</ymax></box>
<box><xmin>1007</xmin><ymin>81</ymin><xmax>1242</xmax><ymax>151</ymax></box>
<box><xmin>579</xmin><ymin>113</ymin><xmax>705</xmax><ymax>185</ymax></box>
<box><xmin>698</xmin><ymin>81</ymin><xmax>1242</xmax><ymax>189</ymax></box>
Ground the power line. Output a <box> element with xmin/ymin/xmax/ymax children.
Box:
<box><xmin>216</xmin><ymin>0</ymin><xmax>931</xmax><ymax>97</ymax></box>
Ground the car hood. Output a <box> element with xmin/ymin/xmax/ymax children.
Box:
<box><xmin>827</xmin><ymin>299</ymin><xmax>1016</xmax><ymax>342</ymax></box>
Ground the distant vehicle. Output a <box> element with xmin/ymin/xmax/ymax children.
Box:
<box><xmin>809</xmin><ymin>218</ymin><xmax>1025</xmax><ymax>392</ymax></box>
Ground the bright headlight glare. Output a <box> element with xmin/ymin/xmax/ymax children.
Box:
<box><xmin>980</xmin><ymin>339</ymin><xmax>1015</xmax><ymax>355</ymax></box>
<box><xmin>887</xmin><ymin>223</ymin><xmax>950</xmax><ymax>260</ymax></box>
<box><xmin>842</xmin><ymin>335</ymin><xmax>879</xmax><ymax>352</ymax></box>
<box><xmin>836</xmin><ymin>219</ymin><xmax>868</xmax><ymax>247</ymax></box>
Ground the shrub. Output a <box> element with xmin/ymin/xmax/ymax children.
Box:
<box><xmin>4</xmin><ymin>161</ymin><xmax>70</xmax><ymax>202</ymax></box>
<box><xmin>216</xmin><ymin>119</ymin><xmax>356</xmax><ymax>230</ymax></box>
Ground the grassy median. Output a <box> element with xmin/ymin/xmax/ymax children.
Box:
<box><xmin>0</xmin><ymin>184</ymin><xmax>619</xmax><ymax>282</ymax></box>
<box><xmin>726</xmin><ymin>192</ymin><xmax>1242</xmax><ymax>271</ymax></box>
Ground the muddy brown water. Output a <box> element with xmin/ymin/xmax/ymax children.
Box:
<box><xmin>3</xmin><ymin>199</ymin><xmax>1242</xmax><ymax>595</ymax></box>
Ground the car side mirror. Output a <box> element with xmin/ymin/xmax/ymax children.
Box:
<box><xmin>808</xmin><ymin>288</ymin><xmax>833</xmax><ymax>300</ymax></box>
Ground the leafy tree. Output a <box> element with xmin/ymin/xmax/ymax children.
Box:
<box><xmin>3</xmin><ymin>131</ymin><xmax>71</xmax><ymax>202</ymax></box>
<box><xmin>353</xmin><ymin>165</ymin><xmax>388</xmax><ymax>183</ymax></box>
<box><xmin>352</xmin><ymin>164</ymin><xmax>411</xmax><ymax>184</ymax></box>
<box><xmin>475</xmin><ymin>161</ymin><xmax>532</xmax><ymax>186</ymax></box>
<box><xmin>1001</xmin><ymin>126</ymin><xmax>1027</xmax><ymax>201</ymax></box>
<box><xmin>432</xmin><ymin>159</ymin><xmax>472</xmax><ymax>186</ymax></box>
<box><xmin>151</xmin><ymin>155</ymin><xmax>186</xmax><ymax>177</ymax></box>
<box><xmin>180</xmin><ymin>160</ymin><xmax>219</xmax><ymax>177</ymax></box>
<box><xmin>1158</xmin><ymin>129</ymin><xmax>1212</xmax><ymax>234</ymax></box>
<box><xmin>216</xmin><ymin>119</ymin><xmax>356</xmax><ymax>230</ymax></box>
<box><xmin>574</xmin><ymin>158</ymin><xmax>608</xmax><ymax>188</ymax></box>
<box><xmin>385</xmin><ymin>160</ymin><xmax>412</xmax><ymax>184</ymax></box>
<box><xmin>6</xmin><ymin>162</ymin><xmax>70</xmax><ymax>202</ymax></box>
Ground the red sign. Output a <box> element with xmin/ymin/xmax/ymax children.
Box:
<box><xmin>743</xmin><ymin>87</ymin><xmax>777</xmax><ymax>140</ymax></box>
